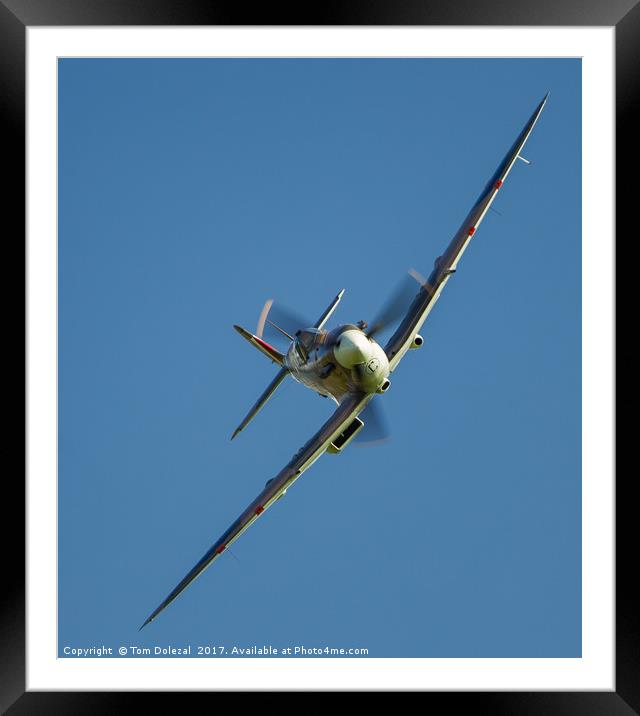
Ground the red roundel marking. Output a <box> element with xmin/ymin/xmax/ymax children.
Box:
<box><xmin>495</xmin><ymin>179</ymin><xmax>503</xmax><ymax>189</ymax></box>
<box><xmin>216</xmin><ymin>544</ymin><xmax>226</xmax><ymax>554</ymax></box>
<box><xmin>468</xmin><ymin>227</ymin><xmax>476</xmax><ymax>236</ymax></box>
<box><xmin>255</xmin><ymin>505</ymin><xmax>264</xmax><ymax>515</ymax></box>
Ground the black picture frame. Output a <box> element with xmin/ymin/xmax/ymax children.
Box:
<box><xmin>8</xmin><ymin>1</ymin><xmax>628</xmax><ymax>711</ymax></box>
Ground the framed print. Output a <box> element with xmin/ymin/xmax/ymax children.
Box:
<box><xmin>8</xmin><ymin>0</ymin><xmax>628</xmax><ymax>711</ymax></box>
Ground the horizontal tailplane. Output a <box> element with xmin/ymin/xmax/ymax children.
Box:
<box><xmin>231</xmin><ymin>366</ymin><xmax>289</xmax><ymax>440</ymax></box>
<box><xmin>314</xmin><ymin>289</ymin><xmax>345</xmax><ymax>330</ymax></box>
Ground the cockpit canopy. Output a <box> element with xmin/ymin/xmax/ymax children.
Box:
<box><xmin>293</xmin><ymin>328</ymin><xmax>324</xmax><ymax>363</ymax></box>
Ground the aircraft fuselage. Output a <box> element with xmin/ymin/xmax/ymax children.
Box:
<box><xmin>284</xmin><ymin>324</ymin><xmax>391</xmax><ymax>403</ymax></box>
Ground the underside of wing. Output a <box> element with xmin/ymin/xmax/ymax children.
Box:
<box><xmin>384</xmin><ymin>94</ymin><xmax>549</xmax><ymax>372</ymax></box>
<box><xmin>140</xmin><ymin>390</ymin><xmax>372</xmax><ymax>629</ymax></box>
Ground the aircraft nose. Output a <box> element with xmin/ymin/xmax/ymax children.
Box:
<box><xmin>334</xmin><ymin>330</ymin><xmax>372</xmax><ymax>368</ymax></box>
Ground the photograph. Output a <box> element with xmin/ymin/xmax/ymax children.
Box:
<box><xmin>57</xmin><ymin>57</ymin><xmax>582</xmax><ymax>659</ymax></box>
<box><xmin>6</xmin><ymin>8</ymin><xmax>627</xmax><ymax>707</ymax></box>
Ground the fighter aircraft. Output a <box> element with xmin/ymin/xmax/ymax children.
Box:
<box><xmin>140</xmin><ymin>93</ymin><xmax>549</xmax><ymax>629</ymax></box>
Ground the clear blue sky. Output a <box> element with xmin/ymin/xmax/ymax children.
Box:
<box><xmin>58</xmin><ymin>58</ymin><xmax>581</xmax><ymax>658</ymax></box>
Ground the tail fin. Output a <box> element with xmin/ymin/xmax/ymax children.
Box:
<box><xmin>231</xmin><ymin>366</ymin><xmax>289</xmax><ymax>440</ymax></box>
<box><xmin>233</xmin><ymin>325</ymin><xmax>285</xmax><ymax>366</ymax></box>
<box><xmin>230</xmin><ymin>289</ymin><xmax>344</xmax><ymax>441</ymax></box>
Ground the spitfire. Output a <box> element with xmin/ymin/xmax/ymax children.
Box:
<box><xmin>283</xmin><ymin>320</ymin><xmax>391</xmax><ymax>402</ymax></box>
<box><xmin>140</xmin><ymin>93</ymin><xmax>549</xmax><ymax>630</ymax></box>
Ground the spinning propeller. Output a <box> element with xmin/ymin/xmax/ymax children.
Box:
<box><xmin>256</xmin><ymin>299</ymin><xmax>310</xmax><ymax>346</ymax></box>
<box><xmin>255</xmin><ymin>270</ymin><xmax>424</xmax><ymax>446</ymax></box>
<box><xmin>365</xmin><ymin>270</ymin><xmax>424</xmax><ymax>340</ymax></box>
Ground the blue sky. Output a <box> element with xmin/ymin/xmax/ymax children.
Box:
<box><xmin>58</xmin><ymin>58</ymin><xmax>581</xmax><ymax>658</ymax></box>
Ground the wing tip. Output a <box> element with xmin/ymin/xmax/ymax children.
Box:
<box><xmin>231</xmin><ymin>427</ymin><xmax>241</xmax><ymax>441</ymax></box>
<box><xmin>538</xmin><ymin>91</ymin><xmax>550</xmax><ymax>113</ymax></box>
<box><xmin>139</xmin><ymin>614</ymin><xmax>154</xmax><ymax>631</ymax></box>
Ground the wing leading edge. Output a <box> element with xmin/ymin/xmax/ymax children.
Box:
<box><xmin>140</xmin><ymin>390</ymin><xmax>373</xmax><ymax>629</ymax></box>
<box><xmin>384</xmin><ymin>93</ymin><xmax>549</xmax><ymax>372</ymax></box>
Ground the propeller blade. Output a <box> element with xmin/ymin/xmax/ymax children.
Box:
<box><xmin>366</xmin><ymin>271</ymin><xmax>422</xmax><ymax>339</ymax></box>
<box><xmin>353</xmin><ymin>399</ymin><xmax>391</xmax><ymax>446</ymax></box>
<box><xmin>256</xmin><ymin>299</ymin><xmax>311</xmax><ymax>345</ymax></box>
